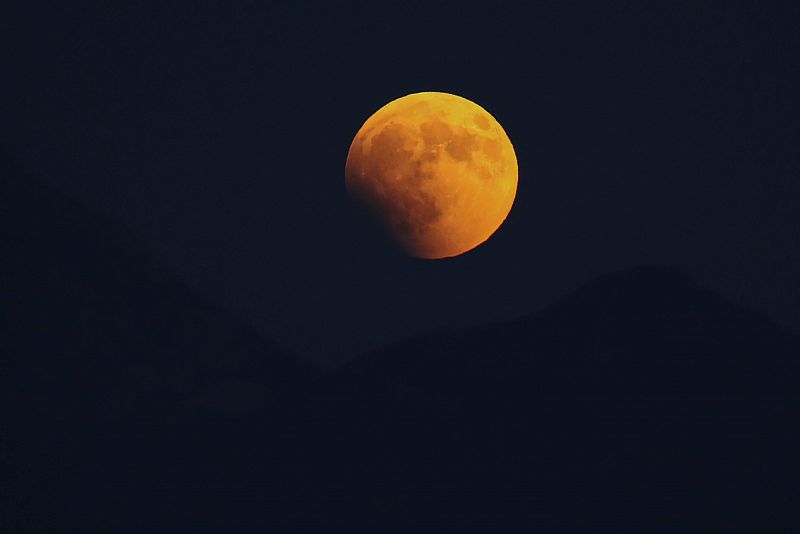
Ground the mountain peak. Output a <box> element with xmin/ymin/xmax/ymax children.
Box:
<box><xmin>540</xmin><ymin>264</ymin><xmax>699</xmax><ymax>320</ymax></box>
<box><xmin>337</xmin><ymin>263</ymin><xmax>798</xmax><ymax>400</ymax></box>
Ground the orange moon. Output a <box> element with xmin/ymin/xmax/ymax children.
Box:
<box><xmin>345</xmin><ymin>92</ymin><xmax>518</xmax><ymax>259</ymax></box>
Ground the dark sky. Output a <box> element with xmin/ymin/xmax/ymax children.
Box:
<box><xmin>3</xmin><ymin>1</ymin><xmax>799</xmax><ymax>365</ymax></box>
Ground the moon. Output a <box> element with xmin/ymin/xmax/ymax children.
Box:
<box><xmin>345</xmin><ymin>92</ymin><xmax>518</xmax><ymax>259</ymax></box>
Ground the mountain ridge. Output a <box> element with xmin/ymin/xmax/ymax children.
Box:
<box><xmin>334</xmin><ymin>264</ymin><xmax>798</xmax><ymax>397</ymax></box>
<box><xmin>1</xmin><ymin>148</ymin><xmax>316</xmax><ymax>532</ymax></box>
<box><xmin>2</xmin><ymin>147</ymin><xmax>798</xmax><ymax>530</ymax></box>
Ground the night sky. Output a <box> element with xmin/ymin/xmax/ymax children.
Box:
<box><xmin>4</xmin><ymin>1</ymin><xmax>799</xmax><ymax>365</ymax></box>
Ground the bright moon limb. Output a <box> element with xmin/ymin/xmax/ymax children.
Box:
<box><xmin>345</xmin><ymin>92</ymin><xmax>518</xmax><ymax>259</ymax></box>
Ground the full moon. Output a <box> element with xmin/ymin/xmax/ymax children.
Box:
<box><xmin>345</xmin><ymin>92</ymin><xmax>518</xmax><ymax>259</ymax></box>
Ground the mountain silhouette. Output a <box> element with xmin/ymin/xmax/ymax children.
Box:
<box><xmin>2</xmin><ymin>148</ymin><xmax>798</xmax><ymax>531</ymax></box>
<box><xmin>299</xmin><ymin>266</ymin><xmax>800</xmax><ymax>530</ymax></box>
<box><xmin>0</xmin><ymin>149</ymin><xmax>314</xmax><ymax>531</ymax></box>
